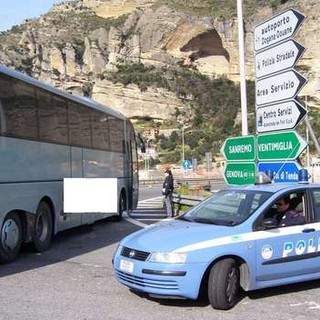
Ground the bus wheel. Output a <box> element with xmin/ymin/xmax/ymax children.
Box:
<box><xmin>32</xmin><ymin>201</ymin><xmax>53</xmax><ymax>252</ymax></box>
<box><xmin>0</xmin><ymin>212</ymin><xmax>22</xmax><ymax>264</ymax></box>
<box><xmin>116</xmin><ymin>192</ymin><xmax>126</xmax><ymax>222</ymax></box>
<box><xmin>208</xmin><ymin>258</ymin><xmax>240</xmax><ymax>310</ymax></box>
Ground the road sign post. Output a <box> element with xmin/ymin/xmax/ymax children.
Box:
<box><xmin>254</xmin><ymin>8</ymin><xmax>307</xmax><ymax>151</ymax></box>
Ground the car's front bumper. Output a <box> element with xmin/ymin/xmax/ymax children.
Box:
<box><xmin>113</xmin><ymin>254</ymin><xmax>207</xmax><ymax>300</ymax></box>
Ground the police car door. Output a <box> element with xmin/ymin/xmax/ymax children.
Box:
<box><xmin>254</xmin><ymin>191</ymin><xmax>318</xmax><ymax>286</ymax></box>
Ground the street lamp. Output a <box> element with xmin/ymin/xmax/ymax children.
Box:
<box><xmin>182</xmin><ymin>126</ymin><xmax>185</xmax><ymax>163</ymax></box>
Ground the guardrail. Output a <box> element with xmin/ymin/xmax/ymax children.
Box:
<box><xmin>173</xmin><ymin>194</ymin><xmax>204</xmax><ymax>207</ymax></box>
<box><xmin>172</xmin><ymin>188</ymin><xmax>222</xmax><ymax>213</ymax></box>
<box><xmin>140</xmin><ymin>177</ymin><xmax>225</xmax><ymax>186</ymax></box>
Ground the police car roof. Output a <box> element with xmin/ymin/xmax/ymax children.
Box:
<box><xmin>227</xmin><ymin>182</ymin><xmax>320</xmax><ymax>194</ymax></box>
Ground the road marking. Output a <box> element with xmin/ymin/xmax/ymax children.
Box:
<box><xmin>123</xmin><ymin>196</ymin><xmax>167</xmax><ymax>227</ymax></box>
<box><xmin>123</xmin><ymin>211</ymin><xmax>148</xmax><ymax>228</ymax></box>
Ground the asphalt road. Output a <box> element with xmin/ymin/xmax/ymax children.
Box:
<box><xmin>1</xmin><ymin>186</ymin><xmax>320</xmax><ymax>320</ymax></box>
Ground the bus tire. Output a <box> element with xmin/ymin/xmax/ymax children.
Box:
<box><xmin>0</xmin><ymin>212</ymin><xmax>22</xmax><ymax>264</ymax></box>
<box><xmin>115</xmin><ymin>192</ymin><xmax>126</xmax><ymax>222</ymax></box>
<box><xmin>208</xmin><ymin>258</ymin><xmax>240</xmax><ymax>310</ymax></box>
<box><xmin>32</xmin><ymin>201</ymin><xmax>53</xmax><ymax>252</ymax></box>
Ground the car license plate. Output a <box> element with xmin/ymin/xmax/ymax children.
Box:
<box><xmin>120</xmin><ymin>259</ymin><xmax>134</xmax><ymax>273</ymax></box>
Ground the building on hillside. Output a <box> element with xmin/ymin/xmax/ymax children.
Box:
<box><xmin>158</xmin><ymin>128</ymin><xmax>178</xmax><ymax>138</ymax></box>
<box><xmin>143</xmin><ymin>127</ymin><xmax>159</xmax><ymax>139</ymax></box>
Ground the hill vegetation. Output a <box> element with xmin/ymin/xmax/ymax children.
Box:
<box><xmin>160</xmin><ymin>0</ymin><xmax>292</xmax><ymax>18</ymax></box>
<box><xmin>103</xmin><ymin>63</ymin><xmax>256</xmax><ymax>163</ymax></box>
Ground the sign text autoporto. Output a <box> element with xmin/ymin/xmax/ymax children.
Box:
<box><xmin>254</xmin><ymin>9</ymin><xmax>306</xmax><ymax>52</ymax></box>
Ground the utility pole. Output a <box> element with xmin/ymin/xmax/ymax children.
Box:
<box><xmin>237</xmin><ymin>0</ymin><xmax>248</xmax><ymax>136</ymax></box>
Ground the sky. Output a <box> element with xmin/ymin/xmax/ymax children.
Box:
<box><xmin>0</xmin><ymin>0</ymin><xmax>64</xmax><ymax>32</ymax></box>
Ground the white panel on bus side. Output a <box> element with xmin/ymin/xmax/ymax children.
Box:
<box><xmin>63</xmin><ymin>178</ymin><xmax>118</xmax><ymax>213</ymax></box>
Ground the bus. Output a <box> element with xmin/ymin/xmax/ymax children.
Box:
<box><xmin>0</xmin><ymin>64</ymin><xmax>144</xmax><ymax>263</ymax></box>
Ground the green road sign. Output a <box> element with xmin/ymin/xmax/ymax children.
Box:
<box><xmin>257</xmin><ymin>130</ymin><xmax>307</xmax><ymax>161</ymax></box>
<box><xmin>223</xmin><ymin>162</ymin><xmax>256</xmax><ymax>185</ymax></box>
<box><xmin>221</xmin><ymin>135</ymin><xmax>255</xmax><ymax>161</ymax></box>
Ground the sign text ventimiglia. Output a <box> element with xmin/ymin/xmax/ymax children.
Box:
<box><xmin>257</xmin><ymin>131</ymin><xmax>307</xmax><ymax>161</ymax></box>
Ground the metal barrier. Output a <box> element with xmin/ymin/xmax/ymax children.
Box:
<box><xmin>140</xmin><ymin>177</ymin><xmax>225</xmax><ymax>186</ymax></box>
<box><xmin>172</xmin><ymin>194</ymin><xmax>204</xmax><ymax>214</ymax></box>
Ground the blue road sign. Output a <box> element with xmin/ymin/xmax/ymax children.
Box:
<box><xmin>183</xmin><ymin>160</ymin><xmax>191</xmax><ymax>169</ymax></box>
<box><xmin>258</xmin><ymin>161</ymin><xmax>302</xmax><ymax>183</ymax></box>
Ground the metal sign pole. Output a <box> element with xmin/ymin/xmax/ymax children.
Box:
<box><xmin>237</xmin><ymin>0</ymin><xmax>248</xmax><ymax>136</ymax></box>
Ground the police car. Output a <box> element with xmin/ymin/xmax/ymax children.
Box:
<box><xmin>113</xmin><ymin>173</ymin><xmax>320</xmax><ymax>310</ymax></box>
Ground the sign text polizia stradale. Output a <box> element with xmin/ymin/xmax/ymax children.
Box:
<box><xmin>255</xmin><ymin>39</ymin><xmax>305</xmax><ymax>79</ymax></box>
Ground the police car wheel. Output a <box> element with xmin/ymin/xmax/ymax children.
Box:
<box><xmin>208</xmin><ymin>258</ymin><xmax>240</xmax><ymax>310</ymax></box>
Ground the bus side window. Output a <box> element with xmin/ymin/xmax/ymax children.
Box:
<box><xmin>91</xmin><ymin>111</ymin><xmax>110</xmax><ymax>151</ymax></box>
<box><xmin>37</xmin><ymin>91</ymin><xmax>68</xmax><ymax>144</ymax></box>
<box><xmin>3</xmin><ymin>81</ymin><xmax>38</xmax><ymax>139</ymax></box>
<box><xmin>109</xmin><ymin>117</ymin><xmax>123</xmax><ymax>153</ymax></box>
<box><xmin>68</xmin><ymin>102</ymin><xmax>91</xmax><ymax>148</ymax></box>
<box><xmin>0</xmin><ymin>74</ymin><xmax>14</xmax><ymax>134</ymax></box>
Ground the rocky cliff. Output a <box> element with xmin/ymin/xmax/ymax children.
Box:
<box><xmin>0</xmin><ymin>0</ymin><xmax>318</xmax><ymax>121</ymax></box>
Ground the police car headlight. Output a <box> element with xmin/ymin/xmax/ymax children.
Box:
<box><xmin>148</xmin><ymin>252</ymin><xmax>187</xmax><ymax>263</ymax></box>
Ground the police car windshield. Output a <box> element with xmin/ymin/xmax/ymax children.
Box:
<box><xmin>181</xmin><ymin>189</ymin><xmax>272</xmax><ymax>226</ymax></box>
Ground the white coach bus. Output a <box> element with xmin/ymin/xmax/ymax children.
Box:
<box><xmin>0</xmin><ymin>64</ymin><xmax>143</xmax><ymax>263</ymax></box>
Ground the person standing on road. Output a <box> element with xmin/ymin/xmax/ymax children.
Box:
<box><xmin>162</xmin><ymin>169</ymin><xmax>174</xmax><ymax>217</ymax></box>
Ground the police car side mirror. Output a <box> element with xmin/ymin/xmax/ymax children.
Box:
<box><xmin>262</xmin><ymin>218</ymin><xmax>278</xmax><ymax>230</ymax></box>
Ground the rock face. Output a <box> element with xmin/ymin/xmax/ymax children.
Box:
<box><xmin>0</xmin><ymin>0</ymin><xmax>318</xmax><ymax>120</ymax></box>
<box><xmin>92</xmin><ymin>79</ymin><xmax>185</xmax><ymax>119</ymax></box>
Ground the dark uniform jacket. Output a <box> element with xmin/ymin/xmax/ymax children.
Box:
<box><xmin>163</xmin><ymin>175</ymin><xmax>174</xmax><ymax>197</ymax></box>
<box><xmin>279</xmin><ymin>209</ymin><xmax>305</xmax><ymax>227</ymax></box>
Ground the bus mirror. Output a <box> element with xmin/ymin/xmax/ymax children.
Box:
<box><xmin>140</xmin><ymin>142</ymin><xmax>146</xmax><ymax>153</ymax></box>
<box><xmin>136</xmin><ymin>133</ymin><xmax>146</xmax><ymax>153</ymax></box>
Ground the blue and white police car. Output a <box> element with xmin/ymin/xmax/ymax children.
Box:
<box><xmin>113</xmin><ymin>174</ymin><xmax>320</xmax><ymax>310</ymax></box>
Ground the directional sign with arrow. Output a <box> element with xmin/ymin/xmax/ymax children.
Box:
<box><xmin>220</xmin><ymin>135</ymin><xmax>255</xmax><ymax>162</ymax></box>
<box><xmin>256</xmin><ymin>69</ymin><xmax>307</xmax><ymax>106</ymax></box>
<box><xmin>258</xmin><ymin>161</ymin><xmax>302</xmax><ymax>183</ymax></box>
<box><xmin>255</xmin><ymin>39</ymin><xmax>305</xmax><ymax>79</ymax></box>
<box><xmin>257</xmin><ymin>130</ymin><xmax>307</xmax><ymax>161</ymax></box>
<box><xmin>256</xmin><ymin>99</ymin><xmax>307</xmax><ymax>133</ymax></box>
<box><xmin>254</xmin><ymin>8</ymin><xmax>306</xmax><ymax>52</ymax></box>
<box><xmin>223</xmin><ymin>162</ymin><xmax>256</xmax><ymax>185</ymax></box>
